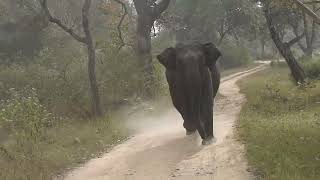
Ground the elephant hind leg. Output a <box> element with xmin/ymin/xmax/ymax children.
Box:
<box><xmin>201</xmin><ymin>100</ymin><xmax>214</xmax><ymax>138</ymax></box>
<box><xmin>196</xmin><ymin>119</ymin><xmax>207</xmax><ymax>140</ymax></box>
<box><xmin>199</xmin><ymin>67</ymin><xmax>214</xmax><ymax>139</ymax></box>
<box><xmin>204</xmin><ymin>116</ymin><xmax>213</xmax><ymax>138</ymax></box>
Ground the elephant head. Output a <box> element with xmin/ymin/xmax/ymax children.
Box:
<box><xmin>156</xmin><ymin>42</ymin><xmax>221</xmax><ymax>71</ymax></box>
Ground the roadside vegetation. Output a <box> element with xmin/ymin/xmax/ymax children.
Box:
<box><xmin>0</xmin><ymin>51</ymin><xmax>165</xmax><ymax>179</ymax></box>
<box><xmin>301</xmin><ymin>58</ymin><xmax>320</xmax><ymax>80</ymax></box>
<box><xmin>0</xmin><ymin>76</ymin><xmax>130</xmax><ymax>179</ymax></box>
<box><xmin>238</xmin><ymin>65</ymin><xmax>320</xmax><ymax>180</ymax></box>
<box><xmin>3</xmin><ymin>0</ymin><xmax>320</xmax><ymax>179</ymax></box>
<box><xmin>0</xmin><ymin>116</ymin><xmax>127</xmax><ymax>180</ymax></box>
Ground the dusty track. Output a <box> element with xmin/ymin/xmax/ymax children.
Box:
<box><xmin>64</xmin><ymin>65</ymin><xmax>266</xmax><ymax>180</ymax></box>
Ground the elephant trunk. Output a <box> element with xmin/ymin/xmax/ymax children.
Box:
<box><xmin>183</xmin><ymin>64</ymin><xmax>202</xmax><ymax>108</ymax></box>
<box><xmin>181</xmin><ymin>63</ymin><xmax>206</xmax><ymax>137</ymax></box>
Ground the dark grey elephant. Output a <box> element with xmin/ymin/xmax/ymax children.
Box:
<box><xmin>157</xmin><ymin>43</ymin><xmax>221</xmax><ymax>145</ymax></box>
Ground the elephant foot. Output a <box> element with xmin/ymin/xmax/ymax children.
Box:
<box><xmin>202</xmin><ymin>136</ymin><xmax>216</xmax><ymax>145</ymax></box>
<box><xmin>186</xmin><ymin>129</ymin><xmax>197</xmax><ymax>136</ymax></box>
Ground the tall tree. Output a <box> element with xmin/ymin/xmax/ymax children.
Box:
<box><xmin>40</xmin><ymin>0</ymin><xmax>102</xmax><ymax>117</ymax></box>
<box><xmin>132</xmin><ymin>0</ymin><xmax>171</xmax><ymax>98</ymax></box>
<box><xmin>263</xmin><ymin>1</ymin><xmax>306</xmax><ymax>84</ymax></box>
<box><xmin>293</xmin><ymin>0</ymin><xmax>320</xmax><ymax>23</ymax></box>
<box><xmin>290</xmin><ymin>1</ymin><xmax>319</xmax><ymax>58</ymax></box>
<box><xmin>302</xmin><ymin>11</ymin><xmax>317</xmax><ymax>57</ymax></box>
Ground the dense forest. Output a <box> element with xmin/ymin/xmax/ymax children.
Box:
<box><xmin>0</xmin><ymin>0</ymin><xmax>319</xmax><ymax>179</ymax></box>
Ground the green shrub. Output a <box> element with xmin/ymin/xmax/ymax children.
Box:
<box><xmin>302</xmin><ymin>59</ymin><xmax>320</xmax><ymax>80</ymax></box>
<box><xmin>297</xmin><ymin>56</ymin><xmax>320</xmax><ymax>80</ymax></box>
<box><xmin>0</xmin><ymin>46</ymin><xmax>166</xmax><ymax>118</ymax></box>
<box><xmin>0</xmin><ymin>87</ymin><xmax>128</xmax><ymax>180</ymax></box>
<box><xmin>220</xmin><ymin>42</ymin><xmax>252</xmax><ymax>69</ymax></box>
<box><xmin>0</xmin><ymin>87</ymin><xmax>56</xmax><ymax>144</ymax></box>
<box><xmin>0</xmin><ymin>62</ymin><xmax>89</xmax><ymax>117</ymax></box>
<box><xmin>0</xmin><ymin>87</ymin><xmax>58</xmax><ymax>179</ymax></box>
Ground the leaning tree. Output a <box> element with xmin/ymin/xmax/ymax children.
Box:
<box><xmin>288</xmin><ymin>0</ymin><xmax>320</xmax><ymax>58</ymax></box>
<box><xmin>293</xmin><ymin>0</ymin><xmax>320</xmax><ymax>23</ymax></box>
<box><xmin>261</xmin><ymin>0</ymin><xmax>306</xmax><ymax>84</ymax></box>
<box><xmin>262</xmin><ymin>0</ymin><xmax>320</xmax><ymax>84</ymax></box>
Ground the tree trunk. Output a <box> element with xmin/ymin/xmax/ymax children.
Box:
<box><xmin>278</xmin><ymin>44</ymin><xmax>306</xmax><ymax>84</ymax></box>
<box><xmin>290</xmin><ymin>13</ymin><xmax>315</xmax><ymax>59</ymax></box>
<box><xmin>217</xmin><ymin>33</ymin><xmax>226</xmax><ymax>45</ymax></box>
<box><xmin>303</xmin><ymin>13</ymin><xmax>314</xmax><ymax>58</ymax></box>
<box><xmin>260</xmin><ymin>38</ymin><xmax>266</xmax><ymax>59</ymax></box>
<box><xmin>41</xmin><ymin>0</ymin><xmax>102</xmax><ymax>117</ymax></box>
<box><xmin>293</xmin><ymin>0</ymin><xmax>320</xmax><ymax>25</ymax></box>
<box><xmin>136</xmin><ymin>15</ymin><xmax>154</xmax><ymax>98</ymax></box>
<box><xmin>305</xmin><ymin>12</ymin><xmax>316</xmax><ymax>58</ymax></box>
<box><xmin>86</xmin><ymin>44</ymin><xmax>102</xmax><ymax>117</ymax></box>
<box><xmin>83</xmin><ymin>0</ymin><xmax>102</xmax><ymax>117</ymax></box>
<box><xmin>264</xmin><ymin>7</ymin><xmax>305</xmax><ymax>84</ymax></box>
<box><xmin>133</xmin><ymin>0</ymin><xmax>171</xmax><ymax>98</ymax></box>
<box><xmin>305</xmin><ymin>46</ymin><xmax>313</xmax><ymax>58</ymax></box>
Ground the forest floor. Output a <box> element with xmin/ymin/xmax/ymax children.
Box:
<box><xmin>61</xmin><ymin>65</ymin><xmax>267</xmax><ymax>180</ymax></box>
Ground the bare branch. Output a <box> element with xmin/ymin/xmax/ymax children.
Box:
<box><xmin>113</xmin><ymin>0</ymin><xmax>128</xmax><ymax>50</ymax></box>
<box><xmin>218</xmin><ymin>25</ymin><xmax>233</xmax><ymax>45</ymax></box>
<box><xmin>40</xmin><ymin>0</ymin><xmax>86</xmax><ymax>43</ymax></box>
<box><xmin>290</xmin><ymin>24</ymin><xmax>307</xmax><ymax>51</ymax></box>
<box><xmin>293</xmin><ymin>0</ymin><xmax>320</xmax><ymax>24</ymax></box>
<box><xmin>285</xmin><ymin>32</ymin><xmax>305</xmax><ymax>47</ymax></box>
<box><xmin>303</xmin><ymin>1</ymin><xmax>320</xmax><ymax>5</ymax></box>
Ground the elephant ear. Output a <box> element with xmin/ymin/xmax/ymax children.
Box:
<box><xmin>202</xmin><ymin>43</ymin><xmax>222</xmax><ymax>67</ymax></box>
<box><xmin>157</xmin><ymin>47</ymin><xmax>176</xmax><ymax>70</ymax></box>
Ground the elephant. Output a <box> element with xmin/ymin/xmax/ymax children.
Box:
<box><xmin>157</xmin><ymin>42</ymin><xmax>221</xmax><ymax>145</ymax></box>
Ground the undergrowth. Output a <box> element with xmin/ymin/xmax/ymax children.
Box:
<box><xmin>238</xmin><ymin>67</ymin><xmax>320</xmax><ymax>180</ymax></box>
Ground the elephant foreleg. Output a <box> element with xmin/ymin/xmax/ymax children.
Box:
<box><xmin>166</xmin><ymin>70</ymin><xmax>197</xmax><ymax>132</ymax></box>
<box><xmin>209</xmin><ymin>64</ymin><xmax>220</xmax><ymax>98</ymax></box>
<box><xmin>201</xmin><ymin>69</ymin><xmax>214</xmax><ymax>138</ymax></box>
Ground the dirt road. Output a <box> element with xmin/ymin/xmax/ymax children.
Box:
<box><xmin>64</xmin><ymin>65</ymin><xmax>266</xmax><ymax>180</ymax></box>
